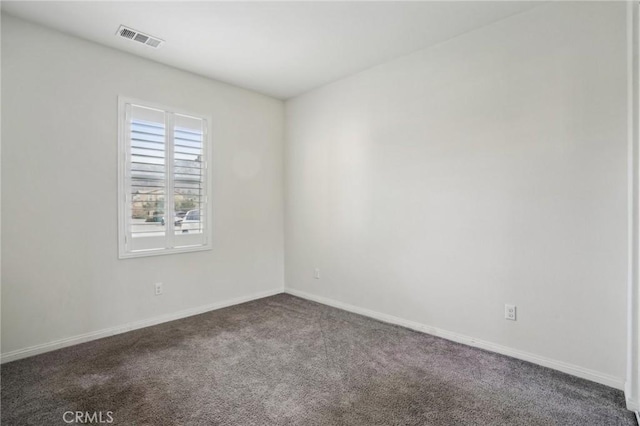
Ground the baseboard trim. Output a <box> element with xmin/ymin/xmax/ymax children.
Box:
<box><xmin>1</xmin><ymin>287</ymin><xmax>284</xmax><ymax>364</ymax></box>
<box><xmin>285</xmin><ymin>288</ymin><xmax>625</xmax><ymax>391</ymax></box>
<box><xmin>3</xmin><ymin>287</ymin><xmax>626</xmax><ymax>391</ymax></box>
<box><xmin>626</xmin><ymin>381</ymin><xmax>640</xmax><ymax>411</ymax></box>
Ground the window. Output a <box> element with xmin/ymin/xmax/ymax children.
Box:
<box><xmin>118</xmin><ymin>97</ymin><xmax>211</xmax><ymax>258</ymax></box>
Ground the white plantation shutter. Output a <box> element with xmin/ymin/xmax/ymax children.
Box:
<box><xmin>173</xmin><ymin>114</ymin><xmax>208</xmax><ymax>248</ymax></box>
<box><xmin>119</xmin><ymin>98</ymin><xmax>211</xmax><ymax>258</ymax></box>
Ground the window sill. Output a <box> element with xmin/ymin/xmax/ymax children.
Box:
<box><xmin>119</xmin><ymin>244</ymin><xmax>212</xmax><ymax>259</ymax></box>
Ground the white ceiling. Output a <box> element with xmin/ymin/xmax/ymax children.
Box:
<box><xmin>2</xmin><ymin>1</ymin><xmax>539</xmax><ymax>99</ymax></box>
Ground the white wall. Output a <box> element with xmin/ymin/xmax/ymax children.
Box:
<box><xmin>285</xmin><ymin>2</ymin><xmax>628</xmax><ymax>387</ymax></box>
<box><xmin>1</xmin><ymin>15</ymin><xmax>285</xmax><ymax>357</ymax></box>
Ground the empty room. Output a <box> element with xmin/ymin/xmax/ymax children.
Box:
<box><xmin>2</xmin><ymin>1</ymin><xmax>640</xmax><ymax>425</ymax></box>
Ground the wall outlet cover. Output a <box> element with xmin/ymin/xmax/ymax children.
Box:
<box><xmin>505</xmin><ymin>304</ymin><xmax>516</xmax><ymax>321</ymax></box>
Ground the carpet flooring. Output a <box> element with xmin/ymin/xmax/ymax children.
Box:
<box><xmin>1</xmin><ymin>294</ymin><xmax>636</xmax><ymax>425</ymax></box>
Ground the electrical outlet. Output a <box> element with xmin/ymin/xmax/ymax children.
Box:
<box><xmin>314</xmin><ymin>268</ymin><xmax>320</xmax><ymax>279</ymax></box>
<box><xmin>154</xmin><ymin>282</ymin><xmax>163</xmax><ymax>296</ymax></box>
<box><xmin>504</xmin><ymin>304</ymin><xmax>516</xmax><ymax>321</ymax></box>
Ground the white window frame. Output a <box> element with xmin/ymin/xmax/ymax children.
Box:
<box><xmin>118</xmin><ymin>96</ymin><xmax>213</xmax><ymax>259</ymax></box>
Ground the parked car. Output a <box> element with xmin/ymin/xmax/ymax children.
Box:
<box><xmin>145</xmin><ymin>214</ymin><xmax>165</xmax><ymax>225</ymax></box>
<box><xmin>181</xmin><ymin>210</ymin><xmax>201</xmax><ymax>233</ymax></box>
<box><xmin>174</xmin><ymin>211</ymin><xmax>187</xmax><ymax>226</ymax></box>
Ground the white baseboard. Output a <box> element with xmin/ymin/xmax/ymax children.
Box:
<box><xmin>285</xmin><ymin>287</ymin><xmax>625</xmax><ymax>391</ymax></box>
<box><xmin>2</xmin><ymin>286</ymin><xmax>627</xmax><ymax>392</ymax></box>
<box><xmin>625</xmin><ymin>381</ymin><xmax>640</xmax><ymax>411</ymax></box>
<box><xmin>1</xmin><ymin>288</ymin><xmax>284</xmax><ymax>364</ymax></box>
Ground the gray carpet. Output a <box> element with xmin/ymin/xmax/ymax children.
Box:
<box><xmin>1</xmin><ymin>294</ymin><xmax>635</xmax><ymax>425</ymax></box>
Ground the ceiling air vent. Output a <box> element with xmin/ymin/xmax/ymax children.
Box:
<box><xmin>116</xmin><ymin>25</ymin><xmax>164</xmax><ymax>49</ymax></box>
